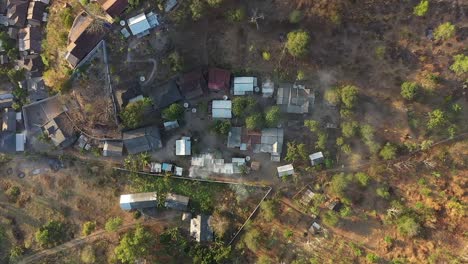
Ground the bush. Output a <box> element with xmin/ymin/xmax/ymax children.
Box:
<box><xmin>206</xmin><ymin>0</ymin><xmax>223</xmax><ymax>7</ymax></box>
<box><xmin>400</xmin><ymin>81</ymin><xmax>419</xmax><ymax>100</ymax></box>
<box><xmin>105</xmin><ymin>217</ymin><xmax>123</xmax><ymax>232</ymax></box>
<box><xmin>375</xmin><ymin>45</ymin><xmax>386</xmax><ymax>60</ymax></box>
<box><xmin>286</xmin><ymin>30</ymin><xmax>310</xmax><ymax>57</ymax></box>
<box><xmin>355</xmin><ymin>172</ymin><xmax>370</xmax><ymax>187</ymax></box>
<box><xmin>81</xmin><ymin>245</ymin><xmax>96</xmax><ymax>264</ymax></box>
<box><xmin>341</xmin><ymin>121</ymin><xmax>358</xmax><ymax>138</ymax></box>
<box><xmin>227</xmin><ymin>8</ymin><xmax>246</xmax><ymax>22</ymax></box>
<box><xmin>262</xmin><ymin>51</ymin><xmax>271</xmax><ymax>61</ymax></box>
<box><xmin>244</xmin><ymin>228</ymin><xmax>261</xmax><ymax>252</ymax></box>
<box><xmin>82</xmin><ymin>221</ymin><xmax>96</xmax><ymax>236</ymax></box>
<box><xmin>120</xmin><ymin>98</ymin><xmax>152</xmax><ymax>128</ymax></box>
<box><xmin>304</xmin><ymin>120</ymin><xmax>320</xmax><ymax>132</ymax></box>
<box><xmin>340</xmin><ymin>85</ymin><xmax>358</xmax><ymax>108</ymax></box>
<box><xmin>264</xmin><ymin>106</ymin><xmax>281</xmax><ymax>127</ymax></box>
<box><xmin>35</xmin><ymin>221</ymin><xmax>67</xmax><ymax>248</ymax></box>
<box><xmin>397</xmin><ymin>215</ymin><xmax>420</xmax><ymax>237</ymax></box>
<box><xmin>289</xmin><ymin>10</ymin><xmax>303</xmax><ymax>23</ymax></box>
<box><xmin>232</xmin><ymin>97</ymin><xmax>256</xmax><ymax>117</ymax></box>
<box><xmin>316</xmin><ymin>132</ymin><xmax>328</xmax><ymax>150</ymax></box>
<box><xmin>9</xmin><ymin>245</ymin><xmax>24</xmax><ymax>263</ymax></box>
<box><xmin>283</xmin><ymin>229</ymin><xmax>293</xmax><ymax>239</ymax></box>
<box><xmin>162</xmin><ymin>103</ymin><xmax>184</xmax><ymax>120</ymax></box>
<box><xmin>246</xmin><ymin>113</ymin><xmax>264</xmax><ymax>130</ymax></box>
<box><xmin>329</xmin><ymin>173</ymin><xmax>351</xmax><ymax>198</ymax></box>
<box><xmin>211</xmin><ymin>120</ymin><xmax>231</xmax><ymax>135</ymax></box>
<box><xmin>427</xmin><ymin>109</ymin><xmax>446</xmax><ymax>129</ymax></box>
<box><xmin>434</xmin><ymin>22</ymin><xmax>456</xmax><ymax>41</ymax></box>
<box><xmin>450</xmin><ymin>54</ymin><xmax>468</xmax><ymax>75</ymax></box>
<box><xmin>366</xmin><ymin>253</ymin><xmax>380</xmax><ymax>263</ymax></box>
<box><xmin>260</xmin><ymin>200</ymin><xmax>278</xmax><ymax>221</ymax></box>
<box><xmin>296</xmin><ymin>70</ymin><xmax>305</xmax><ymax>80</ymax></box>
<box><xmin>376</xmin><ymin>187</ymin><xmax>390</xmax><ymax>199</ymax></box>
<box><xmin>285</xmin><ymin>142</ymin><xmax>308</xmax><ymax>163</ymax></box>
<box><xmin>379</xmin><ymin>143</ymin><xmax>397</xmax><ymax>160</ymax></box>
<box><xmin>413</xmin><ymin>0</ymin><xmax>429</xmax><ymax>16</ymax></box>
<box><xmin>323</xmin><ymin>211</ymin><xmax>339</xmax><ymax>227</ymax></box>
<box><xmin>190</xmin><ymin>0</ymin><xmax>205</xmax><ymax>20</ymax></box>
<box><xmin>324</xmin><ymin>87</ymin><xmax>341</xmax><ymax>105</ymax></box>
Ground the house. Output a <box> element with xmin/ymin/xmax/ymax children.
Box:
<box><xmin>120</xmin><ymin>192</ymin><xmax>157</xmax><ymax>210</ymax></box>
<box><xmin>208</xmin><ymin>68</ymin><xmax>230</xmax><ymax>92</ymax></box>
<box><xmin>165</xmin><ymin>193</ymin><xmax>189</xmax><ymax>211</ymax></box>
<box><xmin>98</xmin><ymin>0</ymin><xmax>128</xmax><ymax>18</ymax></box>
<box><xmin>18</xmin><ymin>56</ymin><xmax>44</xmax><ymax>77</ymax></box>
<box><xmin>227</xmin><ymin>126</ymin><xmax>241</xmax><ymax>148</ymax></box>
<box><xmin>103</xmin><ymin>141</ymin><xmax>123</xmax><ymax>157</ymax></box>
<box><xmin>146</xmin><ymin>79</ymin><xmax>182</xmax><ymax>109</ymax></box>
<box><xmin>277</xmin><ymin>164</ymin><xmax>294</xmax><ymax>177</ymax></box>
<box><xmin>42</xmin><ymin>112</ymin><xmax>77</xmax><ymax>148</ymax></box>
<box><xmin>76</xmin><ymin>134</ymin><xmax>90</xmax><ymax>150</ymax></box>
<box><xmin>65</xmin><ymin>12</ymin><xmax>103</xmax><ymax>68</ymax></box>
<box><xmin>212</xmin><ymin>100</ymin><xmax>232</xmax><ymax>119</ymax></box>
<box><xmin>276</xmin><ymin>83</ymin><xmax>315</xmax><ymax>114</ymax></box>
<box><xmin>190</xmin><ymin>215</ymin><xmax>213</xmax><ymax>242</ymax></box>
<box><xmin>6</xmin><ymin>0</ymin><xmax>28</xmax><ymax>27</ymax></box>
<box><xmin>27</xmin><ymin>77</ymin><xmax>48</xmax><ymax>101</ymax></box>
<box><xmin>163</xmin><ymin>120</ymin><xmax>179</xmax><ymax>131</ymax></box>
<box><xmin>18</xmin><ymin>26</ymin><xmax>42</xmax><ymax>54</ymax></box>
<box><xmin>177</xmin><ymin>70</ymin><xmax>206</xmax><ymax>100</ymax></box>
<box><xmin>127</xmin><ymin>12</ymin><xmax>158</xmax><ymax>37</ymax></box>
<box><xmin>233</xmin><ymin>77</ymin><xmax>257</xmax><ymax>95</ymax></box>
<box><xmin>309</xmin><ymin>151</ymin><xmax>324</xmax><ymax>166</ymax></box>
<box><xmin>189</xmin><ymin>153</ymin><xmax>236</xmax><ymax>177</ymax></box>
<box><xmin>22</xmin><ymin>95</ymin><xmax>65</xmax><ymax>137</ymax></box>
<box><xmin>175</xmin><ymin>136</ymin><xmax>191</xmax><ymax>156</ymax></box>
<box><xmin>123</xmin><ymin>125</ymin><xmax>162</xmax><ymax>154</ymax></box>
<box><xmin>260</xmin><ymin>128</ymin><xmax>284</xmax><ymax>161</ymax></box>
<box><xmin>2</xmin><ymin>108</ymin><xmax>16</xmax><ymax>132</ymax></box>
<box><xmin>308</xmin><ymin>222</ymin><xmax>321</xmax><ymax>233</ymax></box>
<box><xmin>27</xmin><ymin>0</ymin><xmax>47</xmax><ymax>26</ymax></box>
<box><xmin>241</xmin><ymin>129</ymin><xmax>262</xmax><ymax>152</ymax></box>
<box><xmin>262</xmin><ymin>78</ymin><xmax>274</xmax><ymax>98</ymax></box>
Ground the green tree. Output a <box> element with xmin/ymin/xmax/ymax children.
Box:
<box><xmin>167</xmin><ymin>51</ymin><xmax>184</xmax><ymax>73</ymax></box>
<box><xmin>120</xmin><ymin>98</ymin><xmax>152</xmax><ymax>128</ymax></box>
<box><xmin>162</xmin><ymin>103</ymin><xmax>184</xmax><ymax>120</ymax></box>
<box><xmin>341</xmin><ymin>121</ymin><xmax>358</xmax><ymax>138</ymax></box>
<box><xmin>316</xmin><ymin>132</ymin><xmax>328</xmax><ymax>150</ymax></box>
<box><xmin>232</xmin><ymin>97</ymin><xmax>256</xmax><ymax>117</ymax></box>
<box><xmin>397</xmin><ymin>215</ymin><xmax>420</xmax><ymax>237</ymax></box>
<box><xmin>286</xmin><ymin>30</ymin><xmax>310</xmax><ymax>57</ymax></box>
<box><xmin>427</xmin><ymin>109</ymin><xmax>446</xmax><ymax>129</ymax></box>
<box><xmin>340</xmin><ymin>85</ymin><xmax>358</xmax><ymax>108</ymax></box>
<box><xmin>262</xmin><ymin>51</ymin><xmax>271</xmax><ymax>61</ymax></box>
<box><xmin>324</xmin><ymin>87</ymin><xmax>341</xmax><ymax>105</ymax></box>
<box><xmin>265</xmin><ymin>106</ymin><xmax>281</xmax><ymax>127</ymax></box>
<box><xmin>246</xmin><ymin>113</ymin><xmax>263</xmax><ymax>130</ymax></box>
<box><xmin>434</xmin><ymin>22</ymin><xmax>456</xmax><ymax>41</ymax></box>
<box><xmin>400</xmin><ymin>81</ymin><xmax>419</xmax><ymax>100</ymax></box>
<box><xmin>105</xmin><ymin>217</ymin><xmax>123</xmax><ymax>232</ymax></box>
<box><xmin>227</xmin><ymin>8</ymin><xmax>246</xmax><ymax>22</ymax></box>
<box><xmin>329</xmin><ymin>173</ymin><xmax>351</xmax><ymax>198</ymax></box>
<box><xmin>413</xmin><ymin>0</ymin><xmax>429</xmax><ymax>16</ymax></box>
<box><xmin>366</xmin><ymin>253</ymin><xmax>380</xmax><ymax>263</ymax></box>
<box><xmin>296</xmin><ymin>70</ymin><xmax>305</xmax><ymax>80</ymax></box>
<box><xmin>81</xmin><ymin>245</ymin><xmax>96</xmax><ymax>264</ymax></box>
<box><xmin>244</xmin><ymin>228</ymin><xmax>261</xmax><ymax>252</ymax></box>
<box><xmin>206</xmin><ymin>0</ymin><xmax>223</xmax><ymax>7</ymax></box>
<box><xmin>260</xmin><ymin>200</ymin><xmax>278</xmax><ymax>221</ymax></box>
<box><xmin>323</xmin><ymin>211</ymin><xmax>339</xmax><ymax>227</ymax></box>
<box><xmin>9</xmin><ymin>245</ymin><xmax>24</xmax><ymax>263</ymax></box>
<box><xmin>82</xmin><ymin>221</ymin><xmax>96</xmax><ymax>236</ymax></box>
<box><xmin>376</xmin><ymin>186</ymin><xmax>390</xmax><ymax>199</ymax></box>
<box><xmin>115</xmin><ymin>225</ymin><xmax>155</xmax><ymax>264</ymax></box>
<box><xmin>35</xmin><ymin>221</ymin><xmax>67</xmax><ymax>248</ymax></box>
<box><xmin>355</xmin><ymin>172</ymin><xmax>370</xmax><ymax>187</ymax></box>
<box><xmin>190</xmin><ymin>0</ymin><xmax>205</xmax><ymax>21</ymax></box>
<box><xmin>211</xmin><ymin>120</ymin><xmax>231</xmax><ymax>135</ymax></box>
<box><xmin>283</xmin><ymin>229</ymin><xmax>293</xmax><ymax>239</ymax></box>
<box><xmin>379</xmin><ymin>143</ymin><xmax>397</xmax><ymax>160</ymax></box>
<box><xmin>450</xmin><ymin>54</ymin><xmax>468</xmax><ymax>75</ymax></box>
<box><xmin>285</xmin><ymin>142</ymin><xmax>308</xmax><ymax>163</ymax></box>
<box><xmin>304</xmin><ymin>120</ymin><xmax>320</xmax><ymax>132</ymax></box>
<box><xmin>289</xmin><ymin>10</ymin><xmax>303</xmax><ymax>23</ymax></box>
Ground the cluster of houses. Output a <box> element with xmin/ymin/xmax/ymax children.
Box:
<box><xmin>119</xmin><ymin>191</ymin><xmax>213</xmax><ymax>242</ymax></box>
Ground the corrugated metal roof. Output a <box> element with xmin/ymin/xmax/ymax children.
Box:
<box><xmin>277</xmin><ymin>164</ymin><xmax>294</xmax><ymax>177</ymax></box>
<box><xmin>128</xmin><ymin>13</ymin><xmax>150</xmax><ymax>35</ymax></box>
<box><xmin>212</xmin><ymin>100</ymin><xmax>232</xmax><ymax>119</ymax></box>
<box><xmin>176</xmin><ymin>137</ymin><xmax>191</xmax><ymax>156</ymax></box>
<box><xmin>120</xmin><ymin>192</ymin><xmax>157</xmax><ymax>204</ymax></box>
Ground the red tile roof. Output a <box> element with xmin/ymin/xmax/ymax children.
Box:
<box><xmin>208</xmin><ymin>68</ymin><xmax>230</xmax><ymax>91</ymax></box>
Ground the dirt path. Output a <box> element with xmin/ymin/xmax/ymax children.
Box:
<box><xmin>126</xmin><ymin>40</ymin><xmax>158</xmax><ymax>87</ymax></box>
<box><xmin>18</xmin><ymin>211</ymin><xmax>178</xmax><ymax>264</ymax></box>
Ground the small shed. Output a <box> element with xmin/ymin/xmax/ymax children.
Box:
<box><xmin>176</xmin><ymin>137</ymin><xmax>191</xmax><ymax>156</ymax></box>
<box><xmin>277</xmin><ymin>164</ymin><xmax>294</xmax><ymax>177</ymax></box>
<box><xmin>150</xmin><ymin>162</ymin><xmax>162</xmax><ymax>173</ymax></box>
<box><xmin>120</xmin><ymin>192</ymin><xmax>157</xmax><ymax>210</ymax></box>
<box><xmin>212</xmin><ymin>100</ymin><xmax>232</xmax><ymax>119</ymax></box>
<box><xmin>103</xmin><ymin>141</ymin><xmax>123</xmax><ymax>157</ymax></box>
<box><xmin>208</xmin><ymin>68</ymin><xmax>231</xmax><ymax>92</ymax></box>
<box><xmin>175</xmin><ymin>166</ymin><xmax>183</xmax><ymax>176</ymax></box>
<box><xmin>162</xmin><ymin>163</ymin><xmax>173</xmax><ymax>173</ymax></box>
<box><xmin>309</xmin><ymin>152</ymin><xmax>324</xmax><ymax>166</ymax></box>
<box><xmin>262</xmin><ymin>78</ymin><xmax>274</xmax><ymax>98</ymax></box>
<box><xmin>164</xmin><ymin>120</ymin><xmax>179</xmax><ymax>131</ymax></box>
<box><xmin>233</xmin><ymin>77</ymin><xmax>257</xmax><ymax>95</ymax></box>
<box><xmin>128</xmin><ymin>13</ymin><xmax>151</xmax><ymax>36</ymax></box>
<box><xmin>308</xmin><ymin>222</ymin><xmax>321</xmax><ymax>233</ymax></box>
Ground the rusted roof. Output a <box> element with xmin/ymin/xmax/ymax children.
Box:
<box><xmin>208</xmin><ymin>68</ymin><xmax>230</xmax><ymax>91</ymax></box>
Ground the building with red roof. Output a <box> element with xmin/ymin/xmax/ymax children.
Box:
<box><xmin>208</xmin><ymin>68</ymin><xmax>230</xmax><ymax>92</ymax></box>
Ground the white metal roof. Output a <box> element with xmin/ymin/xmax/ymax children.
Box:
<box><xmin>233</xmin><ymin>77</ymin><xmax>257</xmax><ymax>95</ymax></box>
<box><xmin>175</xmin><ymin>166</ymin><xmax>183</xmax><ymax>176</ymax></box>
<box><xmin>128</xmin><ymin>13</ymin><xmax>151</xmax><ymax>35</ymax></box>
<box><xmin>277</xmin><ymin>164</ymin><xmax>294</xmax><ymax>177</ymax></box>
<box><xmin>15</xmin><ymin>133</ymin><xmax>25</xmax><ymax>152</ymax></box>
<box><xmin>309</xmin><ymin>152</ymin><xmax>324</xmax><ymax>160</ymax></box>
<box><xmin>212</xmin><ymin>100</ymin><xmax>232</xmax><ymax>119</ymax></box>
<box><xmin>176</xmin><ymin>137</ymin><xmax>191</xmax><ymax>156</ymax></box>
<box><xmin>120</xmin><ymin>192</ymin><xmax>157</xmax><ymax>204</ymax></box>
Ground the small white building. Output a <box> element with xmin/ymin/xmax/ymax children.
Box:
<box><xmin>309</xmin><ymin>152</ymin><xmax>324</xmax><ymax>166</ymax></box>
<box><xmin>150</xmin><ymin>162</ymin><xmax>162</xmax><ymax>173</ymax></box>
<box><xmin>277</xmin><ymin>164</ymin><xmax>294</xmax><ymax>177</ymax></box>
<box><xmin>212</xmin><ymin>100</ymin><xmax>232</xmax><ymax>119</ymax></box>
<box><xmin>262</xmin><ymin>78</ymin><xmax>274</xmax><ymax>98</ymax></box>
<box><xmin>127</xmin><ymin>12</ymin><xmax>159</xmax><ymax>37</ymax></box>
<box><xmin>233</xmin><ymin>77</ymin><xmax>257</xmax><ymax>95</ymax></box>
<box><xmin>175</xmin><ymin>166</ymin><xmax>183</xmax><ymax>176</ymax></box>
<box><xmin>176</xmin><ymin>137</ymin><xmax>191</xmax><ymax>156</ymax></box>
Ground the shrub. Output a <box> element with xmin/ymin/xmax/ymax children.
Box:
<box><xmin>115</xmin><ymin>226</ymin><xmax>155</xmax><ymax>264</ymax></box>
<box><xmin>316</xmin><ymin>132</ymin><xmax>328</xmax><ymax>150</ymax></box>
<box><xmin>379</xmin><ymin>143</ymin><xmax>397</xmax><ymax>160</ymax></box>
<box><xmin>285</xmin><ymin>142</ymin><xmax>308</xmax><ymax>163</ymax></box>
<box><xmin>329</xmin><ymin>173</ymin><xmax>351</xmax><ymax>198</ymax></box>
<box><xmin>434</xmin><ymin>22</ymin><xmax>456</xmax><ymax>41</ymax></box>
<box><xmin>324</xmin><ymin>87</ymin><xmax>341</xmax><ymax>105</ymax></box>
<box><xmin>355</xmin><ymin>172</ymin><xmax>370</xmax><ymax>187</ymax></box>
<box><xmin>82</xmin><ymin>221</ymin><xmax>96</xmax><ymax>236</ymax></box>
<box><xmin>232</xmin><ymin>97</ymin><xmax>256</xmax><ymax>117</ymax></box>
<box><xmin>246</xmin><ymin>113</ymin><xmax>264</xmax><ymax>130</ymax></box>
<box><xmin>289</xmin><ymin>10</ymin><xmax>303</xmax><ymax>23</ymax></box>
<box><xmin>206</xmin><ymin>0</ymin><xmax>223</xmax><ymax>7</ymax></box>
<box><xmin>341</xmin><ymin>144</ymin><xmax>351</xmax><ymax>155</ymax></box>
<box><xmin>265</xmin><ymin>106</ymin><xmax>281</xmax><ymax>127</ymax></box>
<box><xmin>323</xmin><ymin>211</ymin><xmax>339</xmax><ymax>227</ymax></box>
<box><xmin>420</xmin><ymin>140</ymin><xmax>433</xmax><ymax>151</ymax></box>
<box><xmin>304</xmin><ymin>120</ymin><xmax>320</xmax><ymax>132</ymax></box>
<box><xmin>341</xmin><ymin>121</ymin><xmax>358</xmax><ymax>138</ymax></box>
<box><xmin>283</xmin><ymin>229</ymin><xmax>293</xmax><ymax>239</ymax></box>
<box><xmin>260</xmin><ymin>200</ymin><xmax>278</xmax><ymax>221</ymax></box>
<box><xmin>340</xmin><ymin>85</ymin><xmax>358</xmax><ymax>108</ymax></box>
<box><xmin>9</xmin><ymin>245</ymin><xmax>24</xmax><ymax>263</ymax></box>
<box><xmin>296</xmin><ymin>70</ymin><xmax>305</xmax><ymax>80</ymax></box>
<box><xmin>397</xmin><ymin>215</ymin><xmax>420</xmax><ymax>237</ymax></box>
<box><xmin>120</xmin><ymin>98</ymin><xmax>152</xmax><ymax>128</ymax></box>
<box><xmin>400</xmin><ymin>81</ymin><xmax>419</xmax><ymax>100</ymax></box>
<box><xmin>376</xmin><ymin>187</ymin><xmax>390</xmax><ymax>199</ymax></box>
<box><xmin>413</xmin><ymin>0</ymin><xmax>429</xmax><ymax>16</ymax></box>
<box><xmin>244</xmin><ymin>228</ymin><xmax>261</xmax><ymax>251</ymax></box>
<box><xmin>427</xmin><ymin>109</ymin><xmax>446</xmax><ymax>129</ymax></box>
<box><xmin>366</xmin><ymin>253</ymin><xmax>380</xmax><ymax>263</ymax></box>
<box><xmin>105</xmin><ymin>217</ymin><xmax>123</xmax><ymax>232</ymax></box>
<box><xmin>167</xmin><ymin>51</ymin><xmax>184</xmax><ymax>73</ymax></box>
<box><xmin>35</xmin><ymin>221</ymin><xmax>67</xmax><ymax>248</ymax></box>
<box><xmin>360</xmin><ymin>124</ymin><xmax>374</xmax><ymax>142</ymax></box>
<box><xmin>262</xmin><ymin>51</ymin><xmax>271</xmax><ymax>61</ymax></box>
<box><xmin>81</xmin><ymin>245</ymin><xmax>96</xmax><ymax>264</ymax></box>
<box><xmin>336</xmin><ymin>137</ymin><xmax>344</xmax><ymax>146</ymax></box>
<box><xmin>450</xmin><ymin>54</ymin><xmax>468</xmax><ymax>75</ymax></box>
<box><xmin>190</xmin><ymin>0</ymin><xmax>205</xmax><ymax>21</ymax></box>
<box><xmin>227</xmin><ymin>8</ymin><xmax>246</xmax><ymax>22</ymax></box>
<box><xmin>162</xmin><ymin>103</ymin><xmax>184</xmax><ymax>120</ymax></box>
<box><xmin>375</xmin><ymin>45</ymin><xmax>386</xmax><ymax>60</ymax></box>
<box><xmin>286</xmin><ymin>30</ymin><xmax>310</xmax><ymax>57</ymax></box>
<box><xmin>211</xmin><ymin>120</ymin><xmax>231</xmax><ymax>135</ymax></box>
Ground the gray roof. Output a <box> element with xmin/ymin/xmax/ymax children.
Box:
<box><xmin>146</xmin><ymin>79</ymin><xmax>182</xmax><ymax>109</ymax></box>
<box><xmin>2</xmin><ymin>108</ymin><xmax>16</xmax><ymax>132</ymax></box>
<box><xmin>260</xmin><ymin>128</ymin><xmax>284</xmax><ymax>155</ymax></box>
<box><xmin>23</xmin><ymin>95</ymin><xmax>65</xmax><ymax>136</ymax></box>
<box><xmin>190</xmin><ymin>215</ymin><xmax>213</xmax><ymax>242</ymax></box>
<box><xmin>103</xmin><ymin>141</ymin><xmax>123</xmax><ymax>157</ymax></box>
<box><xmin>227</xmin><ymin>127</ymin><xmax>241</xmax><ymax>148</ymax></box>
<box><xmin>123</xmin><ymin>125</ymin><xmax>162</xmax><ymax>154</ymax></box>
<box><xmin>276</xmin><ymin>83</ymin><xmax>314</xmax><ymax>114</ymax></box>
<box><xmin>42</xmin><ymin>112</ymin><xmax>77</xmax><ymax>148</ymax></box>
<box><xmin>0</xmin><ymin>131</ymin><xmax>16</xmax><ymax>153</ymax></box>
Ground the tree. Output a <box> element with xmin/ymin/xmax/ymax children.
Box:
<box><xmin>35</xmin><ymin>221</ymin><xmax>67</xmax><ymax>248</ymax></box>
<box><xmin>341</xmin><ymin>121</ymin><xmax>358</xmax><ymax>138</ymax></box>
<box><xmin>167</xmin><ymin>51</ymin><xmax>184</xmax><ymax>73</ymax></box>
<box><xmin>324</xmin><ymin>87</ymin><xmax>341</xmax><ymax>105</ymax></box>
<box><xmin>355</xmin><ymin>172</ymin><xmax>370</xmax><ymax>187</ymax></box>
<box><xmin>232</xmin><ymin>97</ymin><xmax>256</xmax><ymax>117</ymax></box>
<box><xmin>260</xmin><ymin>200</ymin><xmax>278</xmax><ymax>221</ymax></box>
<box><xmin>376</xmin><ymin>187</ymin><xmax>390</xmax><ymax>199</ymax></box>
<box><xmin>340</xmin><ymin>85</ymin><xmax>358</xmax><ymax>108</ymax></box>
<box><xmin>286</xmin><ymin>30</ymin><xmax>310</xmax><ymax>57</ymax></box>
<box><xmin>211</xmin><ymin>120</ymin><xmax>231</xmax><ymax>135</ymax></box>
<box><xmin>366</xmin><ymin>253</ymin><xmax>380</xmax><ymax>263</ymax></box>
<box><xmin>304</xmin><ymin>120</ymin><xmax>320</xmax><ymax>132</ymax></box>
<box><xmin>323</xmin><ymin>211</ymin><xmax>339</xmax><ymax>227</ymax></box>
<box><xmin>227</xmin><ymin>8</ymin><xmax>246</xmax><ymax>22</ymax></box>
<box><xmin>397</xmin><ymin>215</ymin><xmax>420</xmax><ymax>237</ymax></box>
<box><xmin>316</xmin><ymin>132</ymin><xmax>328</xmax><ymax>150</ymax></box>
<box><xmin>400</xmin><ymin>81</ymin><xmax>419</xmax><ymax>100</ymax></box>
<box><xmin>285</xmin><ymin>142</ymin><xmax>308</xmax><ymax>163</ymax></box>
<box><xmin>105</xmin><ymin>217</ymin><xmax>123</xmax><ymax>232</ymax></box>
<box><xmin>82</xmin><ymin>221</ymin><xmax>96</xmax><ymax>236</ymax></box>
<box><xmin>81</xmin><ymin>245</ymin><xmax>96</xmax><ymax>264</ymax></box>
<box><xmin>296</xmin><ymin>70</ymin><xmax>305</xmax><ymax>80</ymax></box>
<box><xmin>413</xmin><ymin>0</ymin><xmax>429</xmax><ymax>16</ymax></box>
<box><xmin>427</xmin><ymin>109</ymin><xmax>446</xmax><ymax>129</ymax></box>
<box><xmin>329</xmin><ymin>173</ymin><xmax>351</xmax><ymax>198</ymax></box>
<box><xmin>360</xmin><ymin>124</ymin><xmax>374</xmax><ymax>142</ymax></box>
<box><xmin>120</xmin><ymin>98</ymin><xmax>152</xmax><ymax>128</ymax></box>
<box><xmin>206</xmin><ymin>0</ymin><xmax>223</xmax><ymax>7</ymax></box>
<box><xmin>246</xmin><ymin>113</ymin><xmax>263</xmax><ymax>130</ymax></box>
<box><xmin>244</xmin><ymin>228</ymin><xmax>261</xmax><ymax>252</ymax></box>
<box><xmin>162</xmin><ymin>103</ymin><xmax>184</xmax><ymax>120</ymax></box>
<box><xmin>190</xmin><ymin>0</ymin><xmax>205</xmax><ymax>21</ymax></box>
<box><xmin>265</xmin><ymin>106</ymin><xmax>281</xmax><ymax>127</ymax></box>
<box><xmin>262</xmin><ymin>51</ymin><xmax>271</xmax><ymax>61</ymax></box>
<box><xmin>289</xmin><ymin>10</ymin><xmax>303</xmax><ymax>23</ymax></box>
<box><xmin>434</xmin><ymin>22</ymin><xmax>456</xmax><ymax>41</ymax></box>
<box><xmin>9</xmin><ymin>245</ymin><xmax>24</xmax><ymax>263</ymax></box>
<box><xmin>379</xmin><ymin>143</ymin><xmax>397</xmax><ymax>160</ymax></box>
<box><xmin>450</xmin><ymin>54</ymin><xmax>468</xmax><ymax>75</ymax></box>
<box><xmin>115</xmin><ymin>225</ymin><xmax>155</xmax><ymax>263</ymax></box>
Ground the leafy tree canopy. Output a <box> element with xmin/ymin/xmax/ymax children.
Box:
<box><xmin>120</xmin><ymin>98</ymin><xmax>152</xmax><ymax>129</ymax></box>
<box><xmin>413</xmin><ymin>0</ymin><xmax>429</xmax><ymax>16</ymax></box>
<box><xmin>286</xmin><ymin>30</ymin><xmax>310</xmax><ymax>57</ymax></box>
<box><xmin>400</xmin><ymin>81</ymin><xmax>419</xmax><ymax>100</ymax></box>
<box><xmin>115</xmin><ymin>225</ymin><xmax>155</xmax><ymax>264</ymax></box>
<box><xmin>162</xmin><ymin>103</ymin><xmax>184</xmax><ymax>120</ymax></box>
<box><xmin>232</xmin><ymin>97</ymin><xmax>256</xmax><ymax>117</ymax></box>
<box><xmin>450</xmin><ymin>54</ymin><xmax>468</xmax><ymax>75</ymax></box>
<box><xmin>211</xmin><ymin>120</ymin><xmax>231</xmax><ymax>135</ymax></box>
<box><xmin>265</xmin><ymin>106</ymin><xmax>281</xmax><ymax>127</ymax></box>
<box><xmin>434</xmin><ymin>22</ymin><xmax>456</xmax><ymax>41</ymax></box>
<box><xmin>340</xmin><ymin>85</ymin><xmax>359</xmax><ymax>108</ymax></box>
<box><xmin>427</xmin><ymin>109</ymin><xmax>446</xmax><ymax>129</ymax></box>
<box><xmin>285</xmin><ymin>141</ymin><xmax>308</xmax><ymax>163</ymax></box>
<box><xmin>379</xmin><ymin>142</ymin><xmax>397</xmax><ymax>160</ymax></box>
<box><xmin>35</xmin><ymin>221</ymin><xmax>67</xmax><ymax>248</ymax></box>
<box><xmin>246</xmin><ymin>113</ymin><xmax>264</xmax><ymax>130</ymax></box>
